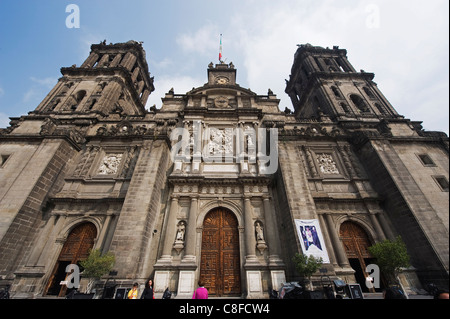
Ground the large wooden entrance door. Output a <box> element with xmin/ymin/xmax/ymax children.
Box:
<box><xmin>45</xmin><ymin>222</ymin><xmax>97</xmax><ymax>297</ymax></box>
<box><xmin>200</xmin><ymin>208</ymin><xmax>241</xmax><ymax>297</ymax></box>
<box><xmin>339</xmin><ymin>221</ymin><xmax>378</xmax><ymax>292</ymax></box>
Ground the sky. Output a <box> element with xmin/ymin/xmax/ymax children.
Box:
<box><xmin>0</xmin><ymin>0</ymin><xmax>448</xmax><ymax>134</ymax></box>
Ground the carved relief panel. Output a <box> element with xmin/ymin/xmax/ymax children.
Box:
<box><xmin>316</xmin><ymin>153</ymin><xmax>340</xmax><ymax>175</ymax></box>
<box><xmin>207</xmin><ymin>128</ymin><xmax>234</xmax><ymax>156</ymax></box>
<box><xmin>98</xmin><ymin>153</ymin><xmax>123</xmax><ymax>175</ymax></box>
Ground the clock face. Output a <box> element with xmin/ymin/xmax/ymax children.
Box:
<box><xmin>215</xmin><ymin>76</ymin><xmax>229</xmax><ymax>85</ymax></box>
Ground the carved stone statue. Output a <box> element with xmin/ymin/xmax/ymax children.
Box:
<box><xmin>176</xmin><ymin>222</ymin><xmax>186</xmax><ymax>242</ymax></box>
<box><xmin>255</xmin><ymin>221</ymin><xmax>267</xmax><ymax>254</ymax></box>
<box><xmin>255</xmin><ymin>221</ymin><xmax>265</xmax><ymax>241</ymax></box>
<box><xmin>173</xmin><ymin>221</ymin><xmax>186</xmax><ymax>254</ymax></box>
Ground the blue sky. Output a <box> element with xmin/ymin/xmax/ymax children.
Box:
<box><xmin>0</xmin><ymin>0</ymin><xmax>448</xmax><ymax>134</ymax></box>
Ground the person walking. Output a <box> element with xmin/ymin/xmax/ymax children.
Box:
<box><xmin>141</xmin><ymin>279</ymin><xmax>155</xmax><ymax>299</ymax></box>
<box><xmin>192</xmin><ymin>281</ymin><xmax>208</xmax><ymax>299</ymax></box>
<box><xmin>127</xmin><ymin>282</ymin><xmax>139</xmax><ymax>299</ymax></box>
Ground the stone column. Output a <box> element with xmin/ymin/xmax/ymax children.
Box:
<box><xmin>182</xmin><ymin>197</ymin><xmax>198</xmax><ymax>263</ymax></box>
<box><xmin>131</xmin><ymin>66</ymin><xmax>140</xmax><ymax>82</ymax></box>
<box><xmin>244</xmin><ymin>197</ymin><xmax>257</xmax><ymax>263</ymax></box>
<box><xmin>137</xmin><ymin>80</ymin><xmax>145</xmax><ymax>96</ymax></box>
<box><xmin>245</xmin><ymin>196</ymin><xmax>264</xmax><ymax>298</ymax></box>
<box><xmin>318</xmin><ymin>213</ymin><xmax>338</xmax><ymax>268</ymax></box>
<box><xmin>369</xmin><ymin>212</ymin><xmax>386</xmax><ymax>241</ymax></box>
<box><xmin>36</xmin><ymin>214</ymin><xmax>68</xmax><ymax>268</ymax></box>
<box><xmin>324</xmin><ymin>213</ymin><xmax>350</xmax><ymax>268</ymax></box>
<box><xmin>95</xmin><ymin>81</ymin><xmax>122</xmax><ymax>112</ymax></box>
<box><xmin>110</xmin><ymin>54</ymin><xmax>122</xmax><ymax>67</ymax></box>
<box><xmin>177</xmin><ymin>196</ymin><xmax>198</xmax><ymax>298</ymax></box>
<box><xmin>376</xmin><ymin>212</ymin><xmax>396</xmax><ymax>240</ymax></box>
<box><xmin>96</xmin><ymin>214</ymin><xmax>113</xmax><ymax>253</ymax></box>
<box><xmin>159</xmin><ymin>196</ymin><xmax>179</xmax><ymax>262</ymax></box>
<box><xmin>140</xmin><ymin>89</ymin><xmax>151</xmax><ymax>106</ymax></box>
<box><xmin>81</xmin><ymin>52</ymin><xmax>99</xmax><ymax>68</ymax></box>
<box><xmin>120</xmin><ymin>52</ymin><xmax>137</xmax><ymax>71</ymax></box>
<box><xmin>262</xmin><ymin>196</ymin><xmax>283</xmax><ymax>265</ymax></box>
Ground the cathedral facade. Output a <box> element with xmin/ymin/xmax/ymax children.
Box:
<box><xmin>0</xmin><ymin>41</ymin><xmax>448</xmax><ymax>298</ymax></box>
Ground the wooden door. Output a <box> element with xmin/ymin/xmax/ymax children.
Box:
<box><xmin>45</xmin><ymin>222</ymin><xmax>97</xmax><ymax>296</ymax></box>
<box><xmin>200</xmin><ymin>208</ymin><xmax>241</xmax><ymax>296</ymax></box>
<box><xmin>339</xmin><ymin>221</ymin><xmax>375</xmax><ymax>292</ymax></box>
<box><xmin>340</xmin><ymin>222</ymin><xmax>372</xmax><ymax>260</ymax></box>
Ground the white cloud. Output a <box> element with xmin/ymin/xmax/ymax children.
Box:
<box><xmin>78</xmin><ymin>30</ymin><xmax>104</xmax><ymax>62</ymax></box>
<box><xmin>176</xmin><ymin>22</ymin><xmax>220</xmax><ymax>57</ymax></box>
<box><xmin>30</xmin><ymin>77</ymin><xmax>57</xmax><ymax>89</ymax></box>
<box><xmin>0</xmin><ymin>113</ymin><xmax>10</xmax><ymax>128</ymax></box>
<box><xmin>146</xmin><ymin>75</ymin><xmax>205</xmax><ymax>109</ymax></box>
<box><xmin>170</xmin><ymin>0</ymin><xmax>448</xmax><ymax>133</ymax></box>
<box><xmin>23</xmin><ymin>77</ymin><xmax>57</xmax><ymax>104</ymax></box>
<box><xmin>22</xmin><ymin>88</ymin><xmax>37</xmax><ymax>103</ymax></box>
<box><xmin>153</xmin><ymin>57</ymin><xmax>173</xmax><ymax>69</ymax></box>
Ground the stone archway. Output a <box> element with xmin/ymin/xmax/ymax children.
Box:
<box><xmin>45</xmin><ymin>222</ymin><xmax>97</xmax><ymax>297</ymax></box>
<box><xmin>199</xmin><ymin>207</ymin><xmax>241</xmax><ymax>297</ymax></box>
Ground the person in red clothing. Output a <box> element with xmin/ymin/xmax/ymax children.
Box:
<box><xmin>192</xmin><ymin>281</ymin><xmax>208</xmax><ymax>299</ymax></box>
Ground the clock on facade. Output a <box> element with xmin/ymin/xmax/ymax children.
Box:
<box><xmin>215</xmin><ymin>76</ymin><xmax>229</xmax><ymax>85</ymax></box>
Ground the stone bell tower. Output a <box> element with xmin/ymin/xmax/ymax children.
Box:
<box><xmin>285</xmin><ymin>43</ymin><xmax>449</xmax><ymax>289</ymax></box>
<box><xmin>33</xmin><ymin>40</ymin><xmax>154</xmax><ymax>116</ymax></box>
<box><xmin>285</xmin><ymin>44</ymin><xmax>401</xmax><ymax>121</ymax></box>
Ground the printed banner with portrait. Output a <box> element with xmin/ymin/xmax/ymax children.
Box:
<box><xmin>294</xmin><ymin>219</ymin><xmax>330</xmax><ymax>263</ymax></box>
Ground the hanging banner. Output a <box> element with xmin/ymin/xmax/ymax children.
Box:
<box><xmin>294</xmin><ymin>219</ymin><xmax>330</xmax><ymax>263</ymax></box>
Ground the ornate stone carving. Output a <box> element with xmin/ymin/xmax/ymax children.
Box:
<box><xmin>224</xmin><ymin>130</ymin><xmax>233</xmax><ymax>154</ymax></box>
<box><xmin>316</xmin><ymin>153</ymin><xmax>339</xmax><ymax>174</ymax></box>
<box><xmin>303</xmin><ymin>146</ymin><xmax>319</xmax><ymax>177</ymax></box>
<box><xmin>39</xmin><ymin>118</ymin><xmax>56</xmax><ymax>135</ymax></box>
<box><xmin>98</xmin><ymin>154</ymin><xmax>123</xmax><ymax>175</ymax></box>
<box><xmin>214</xmin><ymin>96</ymin><xmax>229</xmax><ymax>108</ymax></box>
<box><xmin>208</xmin><ymin>128</ymin><xmax>234</xmax><ymax>155</ymax></box>
<box><xmin>209</xmin><ymin>128</ymin><xmax>223</xmax><ymax>155</ymax></box>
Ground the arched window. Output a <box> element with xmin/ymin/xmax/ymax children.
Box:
<box><xmin>49</xmin><ymin>98</ymin><xmax>60</xmax><ymax>111</ymax></box>
<box><xmin>70</xmin><ymin>90</ymin><xmax>86</xmax><ymax>111</ymax></box>
<box><xmin>375</xmin><ymin>103</ymin><xmax>386</xmax><ymax>114</ymax></box>
<box><xmin>350</xmin><ymin>94</ymin><xmax>370</xmax><ymax>113</ymax></box>
<box><xmin>331</xmin><ymin>86</ymin><xmax>341</xmax><ymax>98</ymax></box>
<box><xmin>363</xmin><ymin>87</ymin><xmax>375</xmax><ymax>98</ymax></box>
<box><xmin>340</xmin><ymin>102</ymin><xmax>350</xmax><ymax>113</ymax></box>
<box><xmin>324</xmin><ymin>58</ymin><xmax>337</xmax><ymax>72</ymax></box>
<box><xmin>88</xmin><ymin>98</ymin><xmax>97</xmax><ymax>111</ymax></box>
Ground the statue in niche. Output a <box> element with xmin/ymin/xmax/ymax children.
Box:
<box><xmin>255</xmin><ymin>221</ymin><xmax>267</xmax><ymax>254</ymax></box>
<box><xmin>173</xmin><ymin>221</ymin><xmax>186</xmax><ymax>254</ymax></box>
<box><xmin>176</xmin><ymin>221</ymin><xmax>186</xmax><ymax>241</ymax></box>
<box><xmin>245</xmin><ymin>126</ymin><xmax>254</xmax><ymax>147</ymax></box>
<box><xmin>255</xmin><ymin>221</ymin><xmax>265</xmax><ymax>241</ymax></box>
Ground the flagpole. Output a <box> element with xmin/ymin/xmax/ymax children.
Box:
<box><xmin>219</xmin><ymin>34</ymin><xmax>223</xmax><ymax>63</ymax></box>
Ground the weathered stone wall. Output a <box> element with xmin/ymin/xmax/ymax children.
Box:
<box><xmin>109</xmin><ymin>139</ymin><xmax>170</xmax><ymax>280</ymax></box>
<box><xmin>356</xmin><ymin>139</ymin><xmax>449</xmax><ymax>286</ymax></box>
<box><xmin>0</xmin><ymin>139</ymin><xmax>77</xmax><ymax>277</ymax></box>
